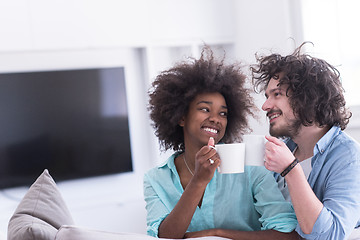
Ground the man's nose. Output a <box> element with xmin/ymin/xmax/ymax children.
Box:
<box><xmin>262</xmin><ymin>98</ymin><xmax>272</xmax><ymax>112</ymax></box>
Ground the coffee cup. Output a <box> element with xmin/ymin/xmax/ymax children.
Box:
<box><xmin>215</xmin><ymin>143</ymin><xmax>245</xmax><ymax>174</ymax></box>
<box><xmin>243</xmin><ymin>134</ymin><xmax>266</xmax><ymax>166</ymax></box>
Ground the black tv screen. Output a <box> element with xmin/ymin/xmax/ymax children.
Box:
<box><xmin>0</xmin><ymin>67</ymin><xmax>132</xmax><ymax>189</ymax></box>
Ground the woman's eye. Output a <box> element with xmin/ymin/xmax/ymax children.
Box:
<box><xmin>220</xmin><ymin>112</ymin><xmax>228</xmax><ymax>117</ymax></box>
<box><xmin>199</xmin><ymin>107</ymin><xmax>209</xmax><ymax>112</ymax></box>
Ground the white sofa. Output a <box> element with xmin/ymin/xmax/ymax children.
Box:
<box><xmin>8</xmin><ymin>169</ymin><xmax>360</xmax><ymax>240</ymax></box>
<box><xmin>0</xmin><ymin>231</ymin><xmax>5</xmax><ymax>240</ymax></box>
<box><xmin>7</xmin><ymin>169</ymin><xmax>229</xmax><ymax>240</ymax></box>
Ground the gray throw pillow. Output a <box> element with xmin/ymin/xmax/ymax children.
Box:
<box><xmin>8</xmin><ymin>169</ymin><xmax>74</xmax><ymax>240</ymax></box>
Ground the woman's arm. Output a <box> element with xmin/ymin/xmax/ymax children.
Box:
<box><xmin>185</xmin><ymin>229</ymin><xmax>300</xmax><ymax>240</ymax></box>
<box><xmin>158</xmin><ymin>176</ymin><xmax>207</xmax><ymax>238</ymax></box>
<box><xmin>183</xmin><ymin>150</ymin><xmax>300</xmax><ymax>240</ymax></box>
<box><xmin>159</xmin><ymin>141</ymin><xmax>219</xmax><ymax>238</ymax></box>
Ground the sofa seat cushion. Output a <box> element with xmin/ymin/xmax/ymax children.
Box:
<box><xmin>55</xmin><ymin>225</ymin><xmax>231</xmax><ymax>240</ymax></box>
<box><xmin>8</xmin><ymin>169</ymin><xmax>74</xmax><ymax>240</ymax></box>
<box><xmin>56</xmin><ymin>225</ymin><xmax>159</xmax><ymax>240</ymax></box>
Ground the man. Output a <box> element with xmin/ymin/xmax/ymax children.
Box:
<box><xmin>251</xmin><ymin>42</ymin><xmax>360</xmax><ymax>240</ymax></box>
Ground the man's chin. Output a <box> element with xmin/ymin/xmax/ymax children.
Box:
<box><xmin>269</xmin><ymin>124</ymin><xmax>301</xmax><ymax>139</ymax></box>
<box><xmin>269</xmin><ymin>127</ymin><xmax>289</xmax><ymax>138</ymax></box>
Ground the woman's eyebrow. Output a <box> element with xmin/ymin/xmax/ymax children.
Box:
<box><xmin>196</xmin><ymin>100</ymin><xmax>212</xmax><ymax>105</ymax></box>
<box><xmin>196</xmin><ymin>101</ymin><xmax>227</xmax><ymax>109</ymax></box>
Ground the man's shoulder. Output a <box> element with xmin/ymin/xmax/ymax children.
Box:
<box><xmin>332</xmin><ymin>130</ymin><xmax>360</xmax><ymax>153</ymax></box>
<box><xmin>324</xmin><ymin>130</ymin><xmax>360</xmax><ymax>168</ymax></box>
<box><xmin>337</xmin><ymin>130</ymin><xmax>360</xmax><ymax>146</ymax></box>
<box><xmin>335</xmin><ymin>131</ymin><xmax>360</xmax><ymax>157</ymax></box>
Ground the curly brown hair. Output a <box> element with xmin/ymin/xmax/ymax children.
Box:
<box><xmin>148</xmin><ymin>46</ymin><xmax>257</xmax><ymax>152</ymax></box>
<box><xmin>251</xmin><ymin>42</ymin><xmax>351</xmax><ymax>130</ymax></box>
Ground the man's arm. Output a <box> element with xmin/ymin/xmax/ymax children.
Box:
<box><xmin>264</xmin><ymin>136</ymin><xmax>322</xmax><ymax>234</ymax></box>
<box><xmin>284</xmin><ymin>164</ymin><xmax>323</xmax><ymax>234</ymax></box>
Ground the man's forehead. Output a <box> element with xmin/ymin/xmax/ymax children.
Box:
<box><xmin>275</xmin><ymin>72</ymin><xmax>286</xmax><ymax>79</ymax></box>
<box><xmin>265</xmin><ymin>77</ymin><xmax>289</xmax><ymax>96</ymax></box>
<box><xmin>266</xmin><ymin>77</ymin><xmax>282</xmax><ymax>90</ymax></box>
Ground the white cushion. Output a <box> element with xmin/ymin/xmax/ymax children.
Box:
<box><xmin>349</xmin><ymin>227</ymin><xmax>360</xmax><ymax>240</ymax></box>
<box><xmin>55</xmin><ymin>225</ymin><xmax>231</xmax><ymax>240</ymax></box>
<box><xmin>56</xmin><ymin>225</ymin><xmax>158</xmax><ymax>240</ymax></box>
<box><xmin>7</xmin><ymin>169</ymin><xmax>74</xmax><ymax>240</ymax></box>
<box><xmin>8</xmin><ymin>170</ymin><xmax>230</xmax><ymax>240</ymax></box>
<box><xmin>0</xmin><ymin>231</ymin><xmax>6</xmax><ymax>240</ymax></box>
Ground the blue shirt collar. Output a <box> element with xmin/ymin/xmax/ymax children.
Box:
<box><xmin>285</xmin><ymin>125</ymin><xmax>341</xmax><ymax>156</ymax></box>
<box><xmin>314</xmin><ymin>125</ymin><xmax>341</xmax><ymax>155</ymax></box>
<box><xmin>158</xmin><ymin>152</ymin><xmax>181</xmax><ymax>174</ymax></box>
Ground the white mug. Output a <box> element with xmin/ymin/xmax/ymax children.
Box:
<box><xmin>243</xmin><ymin>134</ymin><xmax>266</xmax><ymax>166</ymax></box>
<box><xmin>215</xmin><ymin>143</ymin><xmax>245</xmax><ymax>174</ymax></box>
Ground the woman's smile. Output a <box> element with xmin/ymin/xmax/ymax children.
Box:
<box><xmin>180</xmin><ymin>92</ymin><xmax>227</xmax><ymax>146</ymax></box>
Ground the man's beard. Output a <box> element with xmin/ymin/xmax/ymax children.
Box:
<box><xmin>269</xmin><ymin>118</ymin><xmax>302</xmax><ymax>139</ymax></box>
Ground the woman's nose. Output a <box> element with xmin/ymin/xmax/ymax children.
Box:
<box><xmin>209</xmin><ymin>113</ymin><xmax>221</xmax><ymax>123</ymax></box>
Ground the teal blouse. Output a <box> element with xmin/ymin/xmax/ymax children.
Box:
<box><xmin>143</xmin><ymin>152</ymin><xmax>297</xmax><ymax>237</ymax></box>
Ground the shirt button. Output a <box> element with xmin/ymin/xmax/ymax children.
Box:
<box><xmin>321</xmin><ymin>149</ymin><xmax>324</xmax><ymax>153</ymax></box>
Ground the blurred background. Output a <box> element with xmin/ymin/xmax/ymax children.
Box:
<box><xmin>0</xmin><ymin>0</ymin><xmax>359</xmax><ymax>236</ymax></box>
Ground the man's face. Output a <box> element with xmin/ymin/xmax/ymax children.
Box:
<box><xmin>262</xmin><ymin>76</ymin><xmax>301</xmax><ymax>138</ymax></box>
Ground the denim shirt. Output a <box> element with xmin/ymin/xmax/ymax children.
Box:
<box><xmin>144</xmin><ymin>153</ymin><xmax>297</xmax><ymax>237</ymax></box>
<box><xmin>275</xmin><ymin>126</ymin><xmax>360</xmax><ymax>239</ymax></box>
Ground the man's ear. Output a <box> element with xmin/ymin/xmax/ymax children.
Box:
<box><xmin>179</xmin><ymin>116</ymin><xmax>185</xmax><ymax>127</ymax></box>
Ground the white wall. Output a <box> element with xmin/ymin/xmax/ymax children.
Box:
<box><xmin>0</xmin><ymin>0</ymin><xmax>238</xmax><ymax>235</ymax></box>
<box><xmin>0</xmin><ymin>47</ymin><xmax>152</xmax><ymax>234</ymax></box>
<box><xmin>0</xmin><ymin>0</ymin><xmax>358</xmax><ymax>237</ymax></box>
<box><xmin>233</xmin><ymin>0</ymin><xmax>304</xmax><ymax>135</ymax></box>
<box><xmin>0</xmin><ymin>0</ymin><xmax>237</xmax><ymax>51</ymax></box>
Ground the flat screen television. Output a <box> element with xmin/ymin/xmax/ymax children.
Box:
<box><xmin>0</xmin><ymin>67</ymin><xmax>133</xmax><ymax>189</ymax></box>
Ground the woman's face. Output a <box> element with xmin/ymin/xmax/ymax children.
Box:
<box><xmin>180</xmin><ymin>92</ymin><xmax>228</xmax><ymax>148</ymax></box>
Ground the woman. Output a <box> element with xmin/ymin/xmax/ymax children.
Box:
<box><xmin>144</xmin><ymin>47</ymin><xmax>299</xmax><ymax>239</ymax></box>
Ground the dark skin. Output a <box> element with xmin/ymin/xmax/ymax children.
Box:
<box><xmin>157</xmin><ymin>93</ymin><xmax>300</xmax><ymax>239</ymax></box>
<box><xmin>158</xmin><ymin>93</ymin><xmax>224</xmax><ymax>238</ymax></box>
<box><xmin>185</xmin><ymin>229</ymin><xmax>300</xmax><ymax>239</ymax></box>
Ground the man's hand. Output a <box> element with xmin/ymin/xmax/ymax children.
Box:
<box><xmin>264</xmin><ymin>136</ymin><xmax>296</xmax><ymax>173</ymax></box>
